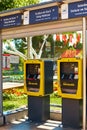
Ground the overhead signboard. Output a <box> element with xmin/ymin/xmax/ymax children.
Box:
<box><xmin>29</xmin><ymin>6</ymin><xmax>59</xmax><ymax>24</ymax></box>
<box><xmin>61</xmin><ymin>1</ymin><xmax>87</xmax><ymax>19</ymax></box>
<box><xmin>69</xmin><ymin>1</ymin><xmax>87</xmax><ymax>18</ymax></box>
<box><xmin>0</xmin><ymin>13</ymin><xmax>22</xmax><ymax>29</ymax></box>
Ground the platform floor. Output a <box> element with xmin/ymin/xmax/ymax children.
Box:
<box><xmin>0</xmin><ymin>119</ymin><xmax>82</xmax><ymax>130</ymax></box>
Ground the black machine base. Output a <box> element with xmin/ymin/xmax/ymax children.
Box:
<box><xmin>28</xmin><ymin>95</ymin><xmax>50</xmax><ymax>122</ymax></box>
<box><xmin>62</xmin><ymin>98</ymin><xmax>82</xmax><ymax>129</ymax></box>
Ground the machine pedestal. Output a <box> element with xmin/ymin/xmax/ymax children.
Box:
<box><xmin>62</xmin><ymin>98</ymin><xmax>82</xmax><ymax>129</ymax></box>
<box><xmin>28</xmin><ymin>95</ymin><xmax>50</xmax><ymax>122</ymax></box>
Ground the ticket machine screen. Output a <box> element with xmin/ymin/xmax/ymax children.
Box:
<box><xmin>26</xmin><ymin>64</ymin><xmax>40</xmax><ymax>92</ymax></box>
<box><xmin>60</xmin><ymin>62</ymin><xmax>78</xmax><ymax>94</ymax></box>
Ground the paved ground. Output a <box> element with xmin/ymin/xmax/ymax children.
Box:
<box><xmin>0</xmin><ymin>119</ymin><xmax>82</xmax><ymax>130</ymax></box>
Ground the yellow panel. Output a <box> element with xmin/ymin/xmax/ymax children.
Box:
<box><xmin>57</xmin><ymin>58</ymin><xmax>83</xmax><ymax>99</ymax></box>
<box><xmin>24</xmin><ymin>59</ymin><xmax>44</xmax><ymax>96</ymax></box>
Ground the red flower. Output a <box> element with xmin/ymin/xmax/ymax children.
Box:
<box><xmin>69</xmin><ymin>34</ymin><xmax>73</xmax><ymax>42</ymax></box>
<box><xmin>77</xmin><ymin>33</ymin><xmax>81</xmax><ymax>43</ymax></box>
<box><xmin>56</xmin><ymin>34</ymin><xmax>60</xmax><ymax>41</ymax></box>
<box><xmin>62</xmin><ymin>34</ymin><xmax>67</xmax><ymax>45</ymax></box>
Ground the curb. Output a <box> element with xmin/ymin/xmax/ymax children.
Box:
<box><xmin>3</xmin><ymin>107</ymin><xmax>61</xmax><ymax>124</ymax></box>
<box><xmin>4</xmin><ymin>107</ymin><xmax>28</xmax><ymax>124</ymax></box>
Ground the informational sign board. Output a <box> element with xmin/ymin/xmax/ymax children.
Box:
<box><xmin>29</xmin><ymin>6</ymin><xmax>59</xmax><ymax>24</ymax></box>
<box><xmin>10</xmin><ymin>55</ymin><xmax>19</xmax><ymax>64</ymax></box>
<box><xmin>3</xmin><ymin>54</ymin><xmax>10</xmax><ymax>70</ymax></box>
<box><xmin>69</xmin><ymin>1</ymin><xmax>87</xmax><ymax>18</ymax></box>
<box><xmin>0</xmin><ymin>6</ymin><xmax>59</xmax><ymax>28</ymax></box>
<box><xmin>61</xmin><ymin>1</ymin><xmax>87</xmax><ymax>19</ymax></box>
<box><xmin>0</xmin><ymin>13</ymin><xmax>22</xmax><ymax>29</ymax></box>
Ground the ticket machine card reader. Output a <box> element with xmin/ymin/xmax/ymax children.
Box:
<box><xmin>57</xmin><ymin>58</ymin><xmax>82</xmax><ymax>99</ymax></box>
<box><xmin>24</xmin><ymin>60</ymin><xmax>53</xmax><ymax>96</ymax></box>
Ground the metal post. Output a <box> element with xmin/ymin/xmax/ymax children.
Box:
<box><xmin>0</xmin><ymin>34</ymin><xmax>3</xmax><ymax>116</ymax></box>
<box><xmin>82</xmin><ymin>17</ymin><xmax>86</xmax><ymax>130</ymax></box>
<box><xmin>27</xmin><ymin>36</ymin><xmax>34</xmax><ymax>59</ymax></box>
<box><xmin>27</xmin><ymin>37</ymin><xmax>30</xmax><ymax>59</ymax></box>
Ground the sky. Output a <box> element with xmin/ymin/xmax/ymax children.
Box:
<box><xmin>40</xmin><ymin>0</ymin><xmax>52</xmax><ymax>3</ymax></box>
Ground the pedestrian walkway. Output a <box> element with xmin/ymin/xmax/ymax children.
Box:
<box><xmin>0</xmin><ymin>119</ymin><xmax>81</xmax><ymax>130</ymax></box>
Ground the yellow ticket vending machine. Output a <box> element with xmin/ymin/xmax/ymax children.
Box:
<box><xmin>57</xmin><ymin>58</ymin><xmax>83</xmax><ymax>128</ymax></box>
<box><xmin>57</xmin><ymin>58</ymin><xmax>82</xmax><ymax>99</ymax></box>
<box><xmin>24</xmin><ymin>59</ymin><xmax>53</xmax><ymax>122</ymax></box>
<box><xmin>24</xmin><ymin>59</ymin><xmax>53</xmax><ymax>96</ymax></box>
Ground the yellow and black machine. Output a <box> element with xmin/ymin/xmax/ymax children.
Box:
<box><xmin>57</xmin><ymin>58</ymin><xmax>82</xmax><ymax>99</ymax></box>
<box><xmin>24</xmin><ymin>59</ymin><xmax>53</xmax><ymax>96</ymax></box>
<box><xmin>24</xmin><ymin>59</ymin><xmax>53</xmax><ymax>122</ymax></box>
<box><xmin>57</xmin><ymin>58</ymin><xmax>83</xmax><ymax>128</ymax></box>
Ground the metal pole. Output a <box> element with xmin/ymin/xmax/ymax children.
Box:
<box><xmin>82</xmin><ymin>17</ymin><xmax>86</xmax><ymax>130</ymax></box>
<box><xmin>0</xmin><ymin>33</ymin><xmax>3</xmax><ymax>116</ymax></box>
<box><xmin>27</xmin><ymin>37</ymin><xmax>30</xmax><ymax>59</ymax></box>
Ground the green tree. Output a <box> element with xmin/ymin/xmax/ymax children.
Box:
<box><xmin>0</xmin><ymin>0</ymin><xmax>39</xmax><ymax>11</ymax></box>
<box><xmin>0</xmin><ymin>0</ymin><xmax>14</xmax><ymax>11</ymax></box>
<box><xmin>14</xmin><ymin>0</ymin><xmax>39</xmax><ymax>8</ymax></box>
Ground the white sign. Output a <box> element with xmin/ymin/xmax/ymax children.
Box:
<box><xmin>61</xmin><ymin>4</ymin><xmax>68</xmax><ymax>19</ymax></box>
<box><xmin>3</xmin><ymin>54</ymin><xmax>10</xmax><ymax>70</ymax></box>
<box><xmin>23</xmin><ymin>11</ymin><xmax>29</xmax><ymax>25</ymax></box>
<box><xmin>10</xmin><ymin>55</ymin><xmax>19</xmax><ymax>64</ymax></box>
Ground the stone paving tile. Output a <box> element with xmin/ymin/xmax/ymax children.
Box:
<box><xmin>0</xmin><ymin>124</ymin><xmax>10</xmax><ymax>130</ymax></box>
<box><xmin>0</xmin><ymin>120</ymin><xmax>82</xmax><ymax>130</ymax></box>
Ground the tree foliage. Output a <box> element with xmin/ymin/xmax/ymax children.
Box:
<box><xmin>14</xmin><ymin>0</ymin><xmax>39</xmax><ymax>8</ymax></box>
<box><xmin>0</xmin><ymin>0</ymin><xmax>39</xmax><ymax>11</ymax></box>
<box><xmin>13</xmin><ymin>38</ymin><xmax>26</xmax><ymax>54</ymax></box>
<box><xmin>0</xmin><ymin>0</ymin><xmax>14</xmax><ymax>11</ymax></box>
